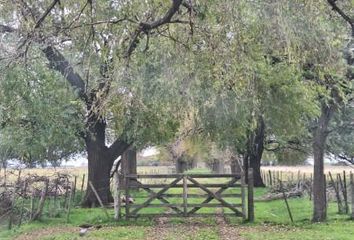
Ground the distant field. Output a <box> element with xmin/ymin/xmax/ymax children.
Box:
<box><xmin>0</xmin><ymin>166</ymin><xmax>175</xmax><ymax>188</ymax></box>
<box><xmin>2</xmin><ymin>164</ymin><xmax>353</xmax><ymax>181</ymax></box>
<box><xmin>261</xmin><ymin>165</ymin><xmax>354</xmax><ymax>174</ymax></box>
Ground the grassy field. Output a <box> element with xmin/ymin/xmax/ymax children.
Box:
<box><xmin>0</xmin><ymin>188</ymin><xmax>353</xmax><ymax>240</ymax></box>
<box><xmin>1</xmin><ymin>166</ymin><xmax>354</xmax><ymax>240</ymax></box>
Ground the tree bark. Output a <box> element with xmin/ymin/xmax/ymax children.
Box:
<box><xmin>245</xmin><ymin>116</ymin><xmax>266</xmax><ymax>187</ymax></box>
<box><xmin>176</xmin><ymin>157</ymin><xmax>187</xmax><ymax>173</ymax></box>
<box><xmin>82</xmin><ymin>118</ymin><xmax>129</xmax><ymax>207</ymax></box>
<box><xmin>119</xmin><ymin>148</ymin><xmax>138</xmax><ymax>189</ymax></box>
<box><xmin>210</xmin><ymin>159</ymin><xmax>225</xmax><ymax>173</ymax></box>
<box><xmin>312</xmin><ymin>103</ymin><xmax>334</xmax><ymax>222</ymax></box>
<box><xmin>230</xmin><ymin>155</ymin><xmax>242</xmax><ymax>175</ymax></box>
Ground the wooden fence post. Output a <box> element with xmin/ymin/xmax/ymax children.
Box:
<box><xmin>183</xmin><ymin>175</ymin><xmax>188</xmax><ymax>217</ymax></box>
<box><xmin>114</xmin><ymin>172</ymin><xmax>121</xmax><ymax>220</ymax></box>
<box><xmin>8</xmin><ymin>188</ymin><xmax>17</xmax><ymax>230</ymax></box>
<box><xmin>342</xmin><ymin>171</ymin><xmax>348</xmax><ymax>214</ymax></box>
<box><xmin>72</xmin><ymin>176</ymin><xmax>77</xmax><ymax>205</ymax></box>
<box><xmin>32</xmin><ymin>179</ymin><xmax>49</xmax><ymax>221</ymax></box>
<box><xmin>88</xmin><ymin>181</ymin><xmax>110</xmax><ymax>219</ymax></box>
<box><xmin>80</xmin><ymin>174</ymin><xmax>86</xmax><ymax>203</ymax></box>
<box><xmin>248</xmin><ymin>168</ymin><xmax>254</xmax><ymax>222</ymax></box>
<box><xmin>279</xmin><ymin>180</ymin><xmax>294</xmax><ymax>223</ymax></box>
<box><xmin>350</xmin><ymin>172</ymin><xmax>354</xmax><ymax>219</ymax></box>
<box><xmin>30</xmin><ymin>192</ymin><xmax>35</xmax><ymax>220</ymax></box>
<box><xmin>241</xmin><ymin>170</ymin><xmax>246</xmax><ymax>222</ymax></box>
<box><xmin>18</xmin><ymin>180</ymin><xmax>28</xmax><ymax>227</ymax></box>
<box><xmin>63</xmin><ymin>178</ymin><xmax>69</xmax><ymax>209</ymax></box>
<box><xmin>125</xmin><ymin>176</ymin><xmax>130</xmax><ymax>220</ymax></box>
<box><xmin>329</xmin><ymin>171</ymin><xmax>343</xmax><ymax>213</ymax></box>
<box><xmin>66</xmin><ymin>182</ymin><xmax>74</xmax><ymax>223</ymax></box>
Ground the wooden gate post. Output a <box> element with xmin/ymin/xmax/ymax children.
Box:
<box><xmin>350</xmin><ymin>173</ymin><xmax>354</xmax><ymax>219</ymax></box>
<box><xmin>241</xmin><ymin>171</ymin><xmax>246</xmax><ymax>221</ymax></box>
<box><xmin>125</xmin><ymin>175</ymin><xmax>130</xmax><ymax>220</ymax></box>
<box><xmin>248</xmin><ymin>168</ymin><xmax>254</xmax><ymax>222</ymax></box>
<box><xmin>183</xmin><ymin>175</ymin><xmax>188</xmax><ymax>217</ymax></box>
<box><xmin>114</xmin><ymin>172</ymin><xmax>121</xmax><ymax>220</ymax></box>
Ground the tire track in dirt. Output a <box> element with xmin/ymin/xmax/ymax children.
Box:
<box><xmin>145</xmin><ymin>216</ymin><xmax>215</xmax><ymax>240</ymax></box>
<box><xmin>215</xmin><ymin>209</ymin><xmax>244</xmax><ymax>240</ymax></box>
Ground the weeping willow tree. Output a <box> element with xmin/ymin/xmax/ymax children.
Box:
<box><xmin>0</xmin><ymin>0</ymin><xmax>192</xmax><ymax>206</ymax></box>
<box><xmin>0</xmin><ymin>1</ymin><xmax>352</xmax><ymax>219</ymax></box>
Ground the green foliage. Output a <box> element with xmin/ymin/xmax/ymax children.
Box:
<box><xmin>1</xmin><ymin>187</ymin><xmax>354</xmax><ymax>240</ymax></box>
<box><xmin>327</xmin><ymin>105</ymin><xmax>354</xmax><ymax>162</ymax></box>
<box><xmin>0</xmin><ymin>58</ymin><xmax>84</xmax><ymax>165</ymax></box>
<box><xmin>0</xmin><ymin>0</ymin><xmax>353</xmax><ymax>167</ymax></box>
<box><xmin>275</xmin><ymin>149</ymin><xmax>309</xmax><ymax>166</ymax></box>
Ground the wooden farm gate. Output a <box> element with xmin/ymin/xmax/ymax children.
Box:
<box><xmin>118</xmin><ymin>169</ymin><xmax>254</xmax><ymax>221</ymax></box>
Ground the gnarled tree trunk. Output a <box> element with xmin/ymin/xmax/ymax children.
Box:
<box><xmin>119</xmin><ymin>148</ymin><xmax>138</xmax><ymax>189</ymax></box>
<box><xmin>244</xmin><ymin>116</ymin><xmax>265</xmax><ymax>187</ymax></box>
<box><xmin>230</xmin><ymin>155</ymin><xmax>242</xmax><ymax>175</ymax></box>
<box><xmin>82</xmin><ymin>117</ymin><xmax>129</xmax><ymax>207</ymax></box>
<box><xmin>176</xmin><ymin>157</ymin><xmax>187</xmax><ymax>173</ymax></box>
<box><xmin>312</xmin><ymin>103</ymin><xmax>334</xmax><ymax>222</ymax></box>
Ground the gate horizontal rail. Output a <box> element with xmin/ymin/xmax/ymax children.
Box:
<box><xmin>120</xmin><ymin>171</ymin><xmax>254</xmax><ymax>221</ymax></box>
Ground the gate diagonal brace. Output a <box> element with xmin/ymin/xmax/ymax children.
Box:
<box><xmin>130</xmin><ymin>176</ymin><xmax>183</xmax><ymax>216</ymax></box>
<box><xmin>188</xmin><ymin>177</ymin><xmax>238</xmax><ymax>214</ymax></box>
<box><xmin>187</xmin><ymin>176</ymin><xmax>243</xmax><ymax>217</ymax></box>
<box><xmin>136</xmin><ymin>180</ymin><xmax>183</xmax><ymax>214</ymax></box>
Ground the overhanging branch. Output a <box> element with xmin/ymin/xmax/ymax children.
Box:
<box><xmin>34</xmin><ymin>0</ymin><xmax>60</xmax><ymax>29</ymax></box>
<box><xmin>42</xmin><ymin>46</ymin><xmax>88</xmax><ymax>102</ymax></box>
<box><xmin>0</xmin><ymin>24</ymin><xmax>16</xmax><ymax>33</ymax></box>
<box><xmin>327</xmin><ymin>0</ymin><xmax>354</xmax><ymax>36</ymax></box>
<box><xmin>108</xmin><ymin>139</ymin><xmax>131</xmax><ymax>161</ymax></box>
<box><xmin>126</xmin><ymin>0</ymin><xmax>183</xmax><ymax>57</ymax></box>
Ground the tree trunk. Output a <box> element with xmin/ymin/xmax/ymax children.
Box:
<box><xmin>82</xmin><ymin>118</ymin><xmax>113</xmax><ymax>207</ymax></box>
<box><xmin>211</xmin><ymin>159</ymin><xmax>225</xmax><ymax>173</ymax></box>
<box><xmin>176</xmin><ymin>157</ymin><xmax>187</xmax><ymax>173</ymax></box>
<box><xmin>312</xmin><ymin>103</ymin><xmax>334</xmax><ymax>222</ymax></box>
<box><xmin>245</xmin><ymin>116</ymin><xmax>265</xmax><ymax>187</ymax></box>
<box><xmin>83</xmin><ymin>142</ymin><xmax>114</xmax><ymax>207</ymax></box>
<box><xmin>119</xmin><ymin>148</ymin><xmax>138</xmax><ymax>189</ymax></box>
<box><xmin>230</xmin><ymin>155</ymin><xmax>242</xmax><ymax>175</ymax></box>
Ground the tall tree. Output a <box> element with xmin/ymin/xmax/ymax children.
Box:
<box><xmin>0</xmin><ymin>0</ymin><xmax>190</xmax><ymax>206</ymax></box>
<box><xmin>311</xmin><ymin>0</ymin><xmax>354</xmax><ymax>222</ymax></box>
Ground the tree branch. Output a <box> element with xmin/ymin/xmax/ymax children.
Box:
<box><xmin>327</xmin><ymin>0</ymin><xmax>354</xmax><ymax>36</ymax></box>
<box><xmin>41</xmin><ymin>46</ymin><xmax>88</xmax><ymax>102</ymax></box>
<box><xmin>126</xmin><ymin>0</ymin><xmax>183</xmax><ymax>57</ymax></box>
<box><xmin>108</xmin><ymin>139</ymin><xmax>131</xmax><ymax>161</ymax></box>
<box><xmin>0</xmin><ymin>24</ymin><xmax>16</xmax><ymax>33</ymax></box>
<box><xmin>34</xmin><ymin>0</ymin><xmax>60</xmax><ymax>29</ymax></box>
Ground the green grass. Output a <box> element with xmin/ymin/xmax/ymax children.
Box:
<box><xmin>1</xmin><ymin>180</ymin><xmax>354</xmax><ymax>239</ymax></box>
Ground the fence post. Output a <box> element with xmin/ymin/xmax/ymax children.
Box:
<box><xmin>88</xmin><ymin>181</ymin><xmax>110</xmax><ymax>220</ymax></box>
<box><xmin>342</xmin><ymin>171</ymin><xmax>348</xmax><ymax>214</ymax></box>
<box><xmin>114</xmin><ymin>172</ymin><xmax>121</xmax><ymax>220</ymax></box>
<box><xmin>80</xmin><ymin>174</ymin><xmax>86</xmax><ymax>202</ymax></box>
<box><xmin>66</xmin><ymin>182</ymin><xmax>74</xmax><ymax>223</ymax></box>
<box><xmin>72</xmin><ymin>176</ymin><xmax>77</xmax><ymax>205</ymax></box>
<box><xmin>350</xmin><ymin>172</ymin><xmax>354</xmax><ymax>219</ymax></box>
<box><xmin>32</xmin><ymin>179</ymin><xmax>49</xmax><ymax>221</ymax></box>
<box><xmin>329</xmin><ymin>171</ymin><xmax>343</xmax><ymax>213</ymax></box>
<box><xmin>183</xmin><ymin>175</ymin><xmax>188</xmax><ymax>217</ymax></box>
<box><xmin>248</xmin><ymin>168</ymin><xmax>254</xmax><ymax>222</ymax></box>
<box><xmin>241</xmin><ymin>171</ymin><xmax>246</xmax><ymax>222</ymax></box>
<box><xmin>18</xmin><ymin>180</ymin><xmax>28</xmax><ymax>226</ymax></box>
<box><xmin>125</xmin><ymin>175</ymin><xmax>130</xmax><ymax>220</ymax></box>
<box><xmin>279</xmin><ymin>180</ymin><xmax>294</xmax><ymax>223</ymax></box>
